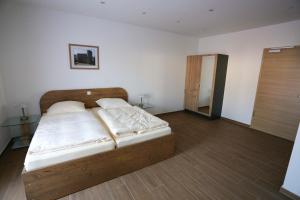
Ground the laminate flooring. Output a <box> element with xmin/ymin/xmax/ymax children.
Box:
<box><xmin>0</xmin><ymin>111</ymin><xmax>293</xmax><ymax>200</ymax></box>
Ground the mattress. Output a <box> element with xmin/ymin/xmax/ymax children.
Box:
<box><xmin>24</xmin><ymin>108</ymin><xmax>115</xmax><ymax>171</ymax></box>
<box><xmin>113</xmin><ymin>126</ymin><xmax>172</xmax><ymax>148</ymax></box>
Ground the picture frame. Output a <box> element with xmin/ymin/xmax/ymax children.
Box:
<box><xmin>69</xmin><ymin>44</ymin><xmax>99</xmax><ymax>70</ymax></box>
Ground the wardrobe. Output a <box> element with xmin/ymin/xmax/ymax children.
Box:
<box><xmin>184</xmin><ymin>54</ymin><xmax>228</xmax><ymax>119</ymax></box>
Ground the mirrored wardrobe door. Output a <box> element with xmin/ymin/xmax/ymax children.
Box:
<box><xmin>198</xmin><ymin>55</ymin><xmax>216</xmax><ymax>116</ymax></box>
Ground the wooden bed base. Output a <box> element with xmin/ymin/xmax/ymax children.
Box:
<box><xmin>22</xmin><ymin>87</ymin><xmax>175</xmax><ymax>200</ymax></box>
<box><xmin>22</xmin><ymin>134</ymin><xmax>175</xmax><ymax>200</ymax></box>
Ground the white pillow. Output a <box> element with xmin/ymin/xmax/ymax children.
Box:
<box><xmin>96</xmin><ymin>98</ymin><xmax>131</xmax><ymax>109</ymax></box>
<box><xmin>47</xmin><ymin>101</ymin><xmax>85</xmax><ymax>115</ymax></box>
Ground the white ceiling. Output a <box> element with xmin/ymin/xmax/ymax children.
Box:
<box><xmin>15</xmin><ymin>0</ymin><xmax>300</xmax><ymax>37</ymax></box>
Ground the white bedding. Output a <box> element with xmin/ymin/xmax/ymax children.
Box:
<box><xmin>24</xmin><ymin>139</ymin><xmax>115</xmax><ymax>171</ymax></box>
<box><xmin>24</xmin><ymin>108</ymin><xmax>115</xmax><ymax>171</ymax></box>
<box><xmin>97</xmin><ymin>106</ymin><xmax>169</xmax><ymax>136</ymax></box>
<box><xmin>28</xmin><ymin>109</ymin><xmax>111</xmax><ymax>155</ymax></box>
<box><xmin>115</xmin><ymin>126</ymin><xmax>171</xmax><ymax>148</ymax></box>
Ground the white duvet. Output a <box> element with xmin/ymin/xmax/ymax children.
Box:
<box><xmin>28</xmin><ymin>110</ymin><xmax>112</xmax><ymax>155</ymax></box>
<box><xmin>97</xmin><ymin>106</ymin><xmax>169</xmax><ymax>136</ymax></box>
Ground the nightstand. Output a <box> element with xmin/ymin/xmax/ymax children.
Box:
<box><xmin>1</xmin><ymin>115</ymin><xmax>40</xmax><ymax>149</ymax></box>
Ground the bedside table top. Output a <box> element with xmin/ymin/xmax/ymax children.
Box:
<box><xmin>134</xmin><ymin>103</ymin><xmax>153</xmax><ymax>109</ymax></box>
<box><xmin>1</xmin><ymin>114</ymin><xmax>41</xmax><ymax>127</ymax></box>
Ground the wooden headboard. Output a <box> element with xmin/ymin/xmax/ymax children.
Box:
<box><xmin>40</xmin><ymin>87</ymin><xmax>128</xmax><ymax>114</ymax></box>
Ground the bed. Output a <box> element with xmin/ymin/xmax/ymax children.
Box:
<box><xmin>22</xmin><ymin>87</ymin><xmax>175</xmax><ymax>200</ymax></box>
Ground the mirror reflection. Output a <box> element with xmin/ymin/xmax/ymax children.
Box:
<box><xmin>198</xmin><ymin>55</ymin><xmax>215</xmax><ymax>115</ymax></box>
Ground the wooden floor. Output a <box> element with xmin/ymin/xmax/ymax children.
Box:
<box><xmin>0</xmin><ymin>111</ymin><xmax>293</xmax><ymax>200</ymax></box>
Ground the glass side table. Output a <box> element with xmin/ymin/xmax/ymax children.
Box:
<box><xmin>134</xmin><ymin>103</ymin><xmax>153</xmax><ymax>110</ymax></box>
<box><xmin>1</xmin><ymin>115</ymin><xmax>41</xmax><ymax>149</ymax></box>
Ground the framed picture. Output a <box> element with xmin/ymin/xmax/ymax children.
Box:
<box><xmin>69</xmin><ymin>44</ymin><xmax>99</xmax><ymax>69</ymax></box>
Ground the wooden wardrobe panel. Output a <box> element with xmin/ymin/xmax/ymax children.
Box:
<box><xmin>251</xmin><ymin>46</ymin><xmax>300</xmax><ymax>141</ymax></box>
<box><xmin>184</xmin><ymin>56</ymin><xmax>202</xmax><ymax>111</ymax></box>
<box><xmin>184</xmin><ymin>90</ymin><xmax>199</xmax><ymax>111</ymax></box>
<box><xmin>185</xmin><ymin>56</ymin><xmax>202</xmax><ymax>91</ymax></box>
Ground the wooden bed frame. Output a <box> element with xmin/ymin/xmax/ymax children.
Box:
<box><xmin>22</xmin><ymin>87</ymin><xmax>175</xmax><ymax>200</ymax></box>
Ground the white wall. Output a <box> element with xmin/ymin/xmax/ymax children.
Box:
<box><xmin>0</xmin><ymin>73</ymin><xmax>10</xmax><ymax>154</ymax></box>
<box><xmin>0</xmin><ymin>2</ymin><xmax>11</xmax><ymax>153</ymax></box>
<box><xmin>282</xmin><ymin>123</ymin><xmax>300</xmax><ymax>196</ymax></box>
<box><xmin>198</xmin><ymin>20</ymin><xmax>300</xmax><ymax>124</ymax></box>
<box><xmin>0</xmin><ymin>2</ymin><xmax>198</xmax><ymax>116</ymax></box>
<box><xmin>198</xmin><ymin>56</ymin><xmax>214</xmax><ymax>107</ymax></box>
